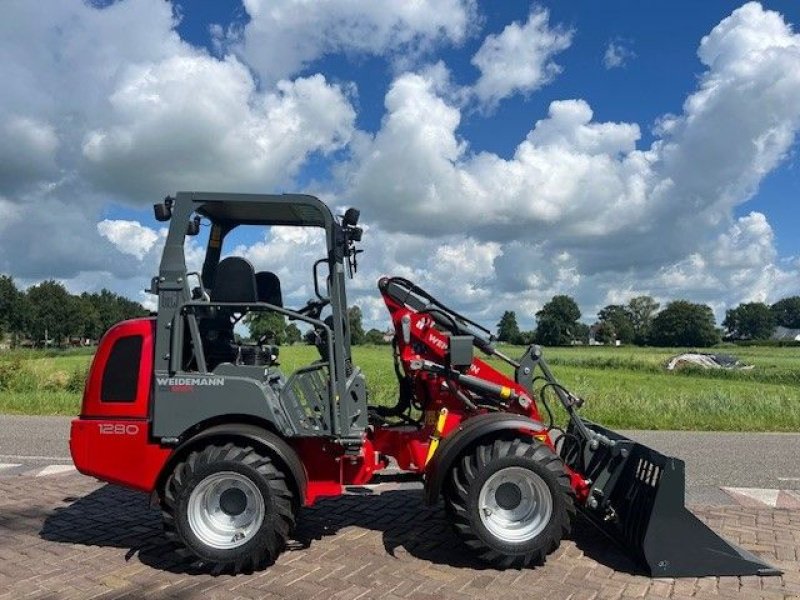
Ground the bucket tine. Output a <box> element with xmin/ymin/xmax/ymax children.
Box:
<box><xmin>562</xmin><ymin>420</ymin><xmax>782</xmax><ymax>578</ymax></box>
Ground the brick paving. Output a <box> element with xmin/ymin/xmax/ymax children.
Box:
<box><xmin>0</xmin><ymin>472</ymin><xmax>797</xmax><ymax>600</ymax></box>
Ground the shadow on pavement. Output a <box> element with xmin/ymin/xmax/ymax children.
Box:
<box><xmin>39</xmin><ymin>483</ymin><xmax>641</xmax><ymax>575</ymax></box>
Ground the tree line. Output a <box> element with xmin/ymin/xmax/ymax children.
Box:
<box><xmin>497</xmin><ymin>295</ymin><xmax>800</xmax><ymax>348</ymax></box>
<box><xmin>248</xmin><ymin>305</ymin><xmax>388</xmax><ymax>346</ymax></box>
<box><xmin>4</xmin><ymin>268</ymin><xmax>798</xmax><ymax>350</ymax></box>
<box><xmin>0</xmin><ymin>275</ymin><xmax>148</xmax><ymax>346</ymax></box>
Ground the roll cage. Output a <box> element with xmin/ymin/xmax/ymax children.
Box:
<box><xmin>148</xmin><ymin>191</ymin><xmax>365</xmax><ymax>442</ymax></box>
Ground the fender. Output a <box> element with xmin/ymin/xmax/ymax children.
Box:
<box><xmin>424</xmin><ymin>412</ymin><xmax>547</xmax><ymax>505</ymax></box>
<box><xmin>159</xmin><ymin>423</ymin><xmax>308</xmax><ymax>506</ymax></box>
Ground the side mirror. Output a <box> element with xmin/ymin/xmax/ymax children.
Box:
<box><xmin>153</xmin><ymin>195</ymin><xmax>174</xmax><ymax>221</ymax></box>
<box><xmin>154</xmin><ymin>203</ymin><xmax>171</xmax><ymax>221</ymax></box>
<box><xmin>343</xmin><ymin>207</ymin><xmax>360</xmax><ymax>227</ymax></box>
<box><xmin>186</xmin><ymin>216</ymin><xmax>201</xmax><ymax>236</ymax></box>
<box><xmin>448</xmin><ymin>335</ymin><xmax>474</xmax><ymax>369</ymax></box>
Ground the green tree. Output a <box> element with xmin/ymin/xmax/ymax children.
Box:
<box><xmin>82</xmin><ymin>289</ymin><xmax>147</xmax><ymax>338</ymax></box>
<box><xmin>75</xmin><ymin>295</ymin><xmax>103</xmax><ymax>340</ymax></box>
<box><xmin>572</xmin><ymin>322</ymin><xmax>590</xmax><ymax>345</ymax></box>
<box><xmin>26</xmin><ymin>280</ymin><xmax>81</xmax><ymax>345</ymax></box>
<box><xmin>285</xmin><ymin>323</ymin><xmax>302</xmax><ymax>345</ymax></box>
<box><xmin>649</xmin><ymin>300</ymin><xmax>720</xmax><ymax>347</ymax></box>
<box><xmin>597</xmin><ymin>304</ymin><xmax>634</xmax><ymax>344</ymax></box>
<box><xmin>592</xmin><ymin>321</ymin><xmax>616</xmax><ymax>344</ymax></box>
<box><xmin>364</xmin><ymin>328</ymin><xmax>386</xmax><ymax>345</ymax></box>
<box><xmin>723</xmin><ymin>302</ymin><xmax>776</xmax><ymax>340</ymax></box>
<box><xmin>0</xmin><ymin>275</ymin><xmax>30</xmax><ymax>341</ymax></box>
<box><xmin>771</xmin><ymin>296</ymin><xmax>800</xmax><ymax>329</ymax></box>
<box><xmin>627</xmin><ymin>295</ymin><xmax>659</xmax><ymax>344</ymax></box>
<box><xmin>348</xmin><ymin>305</ymin><xmax>365</xmax><ymax>345</ymax></box>
<box><xmin>534</xmin><ymin>295</ymin><xmax>581</xmax><ymax>346</ymax></box>
<box><xmin>534</xmin><ymin>316</ymin><xmax>562</xmax><ymax>346</ymax></box>
<box><xmin>496</xmin><ymin>311</ymin><xmax>522</xmax><ymax>343</ymax></box>
<box><xmin>516</xmin><ymin>330</ymin><xmax>536</xmax><ymax>345</ymax></box>
<box><xmin>246</xmin><ymin>311</ymin><xmax>287</xmax><ymax>344</ymax></box>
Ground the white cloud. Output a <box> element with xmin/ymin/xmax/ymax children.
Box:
<box><xmin>235</xmin><ymin>0</ymin><xmax>478</xmax><ymax>82</ymax></box>
<box><xmin>344</xmin><ymin>72</ymin><xmax>648</xmax><ymax>241</ymax></box>
<box><xmin>603</xmin><ymin>40</ymin><xmax>635</xmax><ymax>69</ymax></box>
<box><xmin>0</xmin><ymin>0</ymin><xmax>798</xmax><ymax>332</ymax></box>
<box><xmin>0</xmin><ymin>196</ymin><xmax>23</xmax><ymax>234</ymax></box>
<box><xmin>340</xmin><ymin>2</ymin><xmax>800</xmax><ymax>326</ymax></box>
<box><xmin>346</xmin><ymin>1</ymin><xmax>800</xmax><ymax>253</ymax></box>
<box><xmin>472</xmin><ymin>6</ymin><xmax>573</xmax><ymax>109</ymax></box>
<box><xmin>231</xmin><ymin>226</ymin><xmax>328</xmax><ymax>305</ymax></box>
<box><xmin>0</xmin><ymin>117</ymin><xmax>60</xmax><ymax>191</ymax></box>
<box><xmin>0</xmin><ymin>0</ymin><xmax>356</xmax><ymax>280</ymax></box>
<box><xmin>97</xmin><ymin>219</ymin><xmax>163</xmax><ymax>260</ymax></box>
<box><xmin>82</xmin><ymin>65</ymin><xmax>356</xmax><ymax>200</ymax></box>
<box><xmin>645</xmin><ymin>211</ymin><xmax>793</xmax><ymax>312</ymax></box>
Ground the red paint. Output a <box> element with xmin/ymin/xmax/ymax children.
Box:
<box><xmin>80</xmin><ymin>318</ymin><xmax>155</xmax><ymax>419</ymax></box>
<box><xmin>71</xmin><ymin>318</ymin><xmax>173</xmax><ymax>492</ymax></box>
<box><xmin>70</xmin><ymin>418</ymin><xmax>171</xmax><ymax>492</ymax></box>
<box><xmin>379</xmin><ymin>278</ymin><xmax>589</xmax><ymax>494</ymax></box>
<box><xmin>71</xmin><ymin>282</ymin><xmax>589</xmax><ymax>509</ymax></box>
<box><xmin>290</xmin><ymin>437</ymin><xmax>388</xmax><ymax>505</ymax></box>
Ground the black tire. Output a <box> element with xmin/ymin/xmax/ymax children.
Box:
<box><xmin>443</xmin><ymin>437</ymin><xmax>574</xmax><ymax>568</ymax></box>
<box><xmin>162</xmin><ymin>442</ymin><xmax>295</xmax><ymax>574</ymax></box>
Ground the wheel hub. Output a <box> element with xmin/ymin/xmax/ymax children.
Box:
<box><xmin>477</xmin><ymin>466</ymin><xmax>553</xmax><ymax>543</ymax></box>
<box><xmin>495</xmin><ymin>481</ymin><xmax>523</xmax><ymax>510</ymax></box>
<box><xmin>187</xmin><ymin>471</ymin><xmax>265</xmax><ymax>550</ymax></box>
<box><xmin>219</xmin><ymin>487</ymin><xmax>248</xmax><ymax>516</ymax></box>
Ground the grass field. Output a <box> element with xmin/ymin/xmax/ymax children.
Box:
<box><xmin>0</xmin><ymin>344</ymin><xmax>798</xmax><ymax>431</ymax></box>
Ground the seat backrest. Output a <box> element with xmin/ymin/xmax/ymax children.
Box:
<box><xmin>210</xmin><ymin>257</ymin><xmax>257</xmax><ymax>303</ymax></box>
<box><xmin>255</xmin><ymin>271</ymin><xmax>283</xmax><ymax>307</ymax></box>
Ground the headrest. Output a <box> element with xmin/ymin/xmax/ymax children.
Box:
<box><xmin>255</xmin><ymin>271</ymin><xmax>283</xmax><ymax>307</ymax></box>
<box><xmin>210</xmin><ymin>257</ymin><xmax>257</xmax><ymax>303</ymax></box>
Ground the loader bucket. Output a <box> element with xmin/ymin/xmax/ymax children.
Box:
<box><xmin>561</xmin><ymin>419</ymin><xmax>782</xmax><ymax>578</ymax></box>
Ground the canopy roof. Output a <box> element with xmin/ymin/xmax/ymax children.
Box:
<box><xmin>187</xmin><ymin>192</ymin><xmax>333</xmax><ymax>228</ymax></box>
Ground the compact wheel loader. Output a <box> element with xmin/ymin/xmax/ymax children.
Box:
<box><xmin>70</xmin><ymin>192</ymin><xmax>780</xmax><ymax>577</ymax></box>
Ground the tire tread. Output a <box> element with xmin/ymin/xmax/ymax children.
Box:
<box><xmin>443</xmin><ymin>437</ymin><xmax>574</xmax><ymax>569</ymax></box>
<box><xmin>161</xmin><ymin>442</ymin><xmax>294</xmax><ymax>574</ymax></box>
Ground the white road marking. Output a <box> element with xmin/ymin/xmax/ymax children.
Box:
<box><xmin>35</xmin><ymin>465</ymin><xmax>76</xmax><ymax>477</ymax></box>
<box><xmin>777</xmin><ymin>477</ymin><xmax>800</xmax><ymax>482</ymax></box>
<box><xmin>0</xmin><ymin>454</ymin><xmax>71</xmax><ymax>461</ymax></box>
<box><xmin>722</xmin><ymin>487</ymin><xmax>780</xmax><ymax>507</ymax></box>
<box><xmin>0</xmin><ymin>463</ymin><xmax>22</xmax><ymax>470</ymax></box>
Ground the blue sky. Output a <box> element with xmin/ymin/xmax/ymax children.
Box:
<box><xmin>1</xmin><ymin>0</ymin><xmax>799</xmax><ymax>329</ymax></box>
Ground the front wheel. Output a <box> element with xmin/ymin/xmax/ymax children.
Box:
<box><xmin>161</xmin><ymin>442</ymin><xmax>295</xmax><ymax>574</ymax></box>
<box><xmin>444</xmin><ymin>437</ymin><xmax>574</xmax><ymax>568</ymax></box>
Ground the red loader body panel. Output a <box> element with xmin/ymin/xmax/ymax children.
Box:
<box><xmin>378</xmin><ymin>277</ymin><xmax>590</xmax><ymax>501</ymax></box>
<box><xmin>70</xmin><ymin>318</ymin><xmax>172</xmax><ymax>492</ymax></box>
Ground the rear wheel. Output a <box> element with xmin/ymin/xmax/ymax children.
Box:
<box><xmin>444</xmin><ymin>437</ymin><xmax>574</xmax><ymax>568</ymax></box>
<box><xmin>162</xmin><ymin>442</ymin><xmax>295</xmax><ymax>574</ymax></box>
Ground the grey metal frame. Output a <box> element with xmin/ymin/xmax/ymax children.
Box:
<box><xmin>150</xmin><ymin>191</ymin><xmax>365</xmax><ymax>444</ymax></box>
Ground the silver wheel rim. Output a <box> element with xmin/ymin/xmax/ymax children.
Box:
<box><xmin>187</xmin><ymin>471</ymin><xmax>265</xmax><ymax>550</ymax></box>
<box><xmin>477</xmin><ymin>466</ymin><xmax>553</xmax><ymax>543</ymax></box>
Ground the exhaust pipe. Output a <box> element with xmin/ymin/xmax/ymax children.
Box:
<box><xmin>561</xmin><ymin>419</ymin><xmax>782</xmax><ymax>578</ymax></box>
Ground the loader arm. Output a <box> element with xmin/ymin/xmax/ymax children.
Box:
<box><xmin>378</xmin><ymin>275</ymin><xmax>780</xmax><ymax>578</ymax></box>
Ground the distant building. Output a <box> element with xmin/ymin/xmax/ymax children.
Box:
<box><xmin>588</xmin><ymin>323</ymin><xmax>602</xmax><ymax>346</ymax></box>
<box><xmin>588</xmin><ymin>323</ymin><xmax>621</xmax><ymax>346</ymax></box>
<box><xmin>772</xmin><ymin>326</ymin><xmax>800</xmax><ymax>342</ymax></box>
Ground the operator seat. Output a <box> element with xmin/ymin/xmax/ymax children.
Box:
<box><xmin>200</xmin><ymin>257</ymin><xmax>258</xmax><ymax>369</ymax></box>
<box><xmin>211</xmin><ymin>257</ymin><xmax>258</xmax><ymax>304</ymax></box>
<box><xmin>255</xmin><ymin>271</ymin><xmax>283</xmax><ymax>307</ymax></box>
